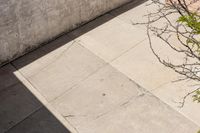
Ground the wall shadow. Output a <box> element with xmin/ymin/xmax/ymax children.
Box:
<box><xmin>0</xmin><ymin>0</ymin><xmax>147</xmax><ymax>133</ymax></box>
<box><xmin>8</xmin><ymin>0</ymin><xmax>147</xmax><ymax>68</ymax></box>
<box><xmin>0</xmin><ymin>64</ymin><xmax>71</xmax><ymax>133</ymax></box>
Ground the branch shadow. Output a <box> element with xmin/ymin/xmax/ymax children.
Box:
<box><xmin>0</xmin><ymin>0</ymin><xmax>147</xmax><ymax>132</ymax></box>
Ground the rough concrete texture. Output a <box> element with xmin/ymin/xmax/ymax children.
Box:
<box><xmin>1</xmin><ymin>1</ymin><xmax>200</xmax><ymax>133</ymax></box>
<box><xmin>0</xmin><ymin>0</ymin><xmax>132</xmax><ymax>65</ymax></box>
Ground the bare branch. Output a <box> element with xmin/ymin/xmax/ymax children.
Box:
<box><xmin>137</xmin><ymin>0</ymin><xmax>200</xmax><ymax>107</ymax></box>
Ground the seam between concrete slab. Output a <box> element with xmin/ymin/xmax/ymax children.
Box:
<box><xmin>74</xmin><ymin>36</ymin><xmax>148</xmax><ymax>64</ymax></box>
<box><xmin>92</xmin><ymin>89</ymin><xmax>151</xmax><ymax>121</ymax></box>
<box><xmin>45</xmin><ymin>42</ymin><xmax>109</xmax><ymax>103</ymax></box>
<box><xmin>111</xmin><ymin>67</ymin><xmax>200</xmax><ymax>127</ymax></box>
<box><xmin>150</xmin><ymin>81</ymin><xmax>172</xmax><ymax>92</ymax></box>
<box><xmin>75</xmin><ymin>40</ymin><xmax>200</xmax><ymax>127</ymax></box>
<box><xmin>10</xmin><ymin>62</ymin><xmax>78</xmax><ymax>133</ymax></box>
<box><xmin>18</xmin><ymin>40</ymin><xmax>77</xmax><ymax>78</ymax></box>
<box><xmin>49</xmin><ymin>62</ymin><xmax>109</xmax><ymax>103</ymax></box>
<box><xmin>72</xmin><ymin>37</ymin><xmax>200</xmax><ymax>127</ymax></box>
<box><xmin>51</xmin><ymin>57</ymin><xmax>200</xmax><ymax>130</ymax></box>
<box><xmin>110</xmin><ymin>66</ymin><xmax>200</xmax><ymax>128</ymax></box>
<box><xmin>109</xmin><ymin>38</ymin><xmax>147</xmax><ymax>62</ymax></box>
<box><xmin>50</xmin><ymin>43</ymin><xmax>200</xmax><ymax>128</ymax></box>
<box><xmin>5</xmin><ymin>106</ymin><xmax>43</xmax><ymax>133</ymax></box>
<box><xmin>0</xmin><ymin>81</ymin><xmax>19</xmax><ymax>94</ymax></box>
<box><xmin>10</xmin><ymin>62</ymin><xmax>51</xmax><ymax>105</ymax></box>
<box><xmin>7</xmin><ymin>25</ymin><xmax>199</xmax><ymax>132</ymax></box>
<box><xmin>9</xmin><ymin>44</ymin><xmax>200</xmax><ymax>132</ymax></box>
<box><xmin>1</xmin><ymin>63</ymin><xmax>44</xmax><ymax>133</ymax></box>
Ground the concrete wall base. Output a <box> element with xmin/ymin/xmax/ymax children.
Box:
<box><xmin>0</xmin><ymin>0</ymin><xmax>133</xmax><ymax>66</ymax></box>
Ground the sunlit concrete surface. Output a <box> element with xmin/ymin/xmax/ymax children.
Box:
<box><xmin>0</xmin><ymin>0</ymin><xmax>200</xmax><ymax>133</ymax></box>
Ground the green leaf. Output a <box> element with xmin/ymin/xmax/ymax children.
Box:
<box><xmin>193</xmin><ymin>90</ymin><xmax>200</xmax><ymax>103</ymax></box>
<box><xmin>177</xmin><ymin>13</ymin><xmax>200</xmax><ymax>34</ymax></box>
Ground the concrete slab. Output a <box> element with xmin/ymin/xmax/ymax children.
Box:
<box><xmin>51</xmin><ymin>65</ymin><xmax>144</xmax><ymax>127</ymax></box>
<box><xmin>12</xmin><ymin>35</ymin><xmax>74</xmax><ymax>78</ymax></box>
<box><xmin>110</xmin><ymin>0</ymin><xmax>158</xmax><ymax>28</ymax></box>
<box><xmin>51</xmin><ymin>65</ymin><xmax>199</xmax><ymax>133</ymax></box>
<box><xmin>152</xmin><ymin>80</ymin><xmax>200</xmax><ymax>126</ymax></box>
<box><xmin>12</xmin><ymin>70</ymin><xmax>78</xmax><ymax>133</ymax></box>
<box><xmin>70</xmin><ymin>14</ymin><xmax>147</xmax><ymax>62</ymax></box>
<box><xmin>79</xmin><ymin>93</ymin><xmax>199</xmax><ymax>133</ymax></box>
<box><xmin>0</xmin><ymin>64</ymin><xmax>18</xmax><ymax>91</ymax></box>
<box><xmin>111</xmin><ymin>37</ymin><xmax>180</xmax><ymax>91</ymax></box>
<box><xmin>20</xmin><ymin>43</ymin><xmax>105</xmax><ymax>101</ymax></box>
<box><xmin>110</xmin><ymin>0</ymin><xmax>179</xmax><ymax>30</ymax></box>
<box><xmin>6</xmin><ymin>107</ymin><xmax>70</xmax><ymax>133</ymax></box>
<box><xmin>0</xmin><ymin>83</ymin><xmax>42</xmax><ymax>133</ymax></box>
<box><xmin>1</xmin><ymin>1</ymin><xmax>199</xmax><ymax>132</ymax></box>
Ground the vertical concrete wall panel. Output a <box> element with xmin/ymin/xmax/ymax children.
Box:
<box><xmin>0</xmin><ymin>0</ymin><xmax>133</xmax><ymax>65</ymax></box>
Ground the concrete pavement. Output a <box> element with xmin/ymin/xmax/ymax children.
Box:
<box><xmin>0</xmin><ymin>0</ymin><xmax>200</xmax><ymax>133</ymax></box>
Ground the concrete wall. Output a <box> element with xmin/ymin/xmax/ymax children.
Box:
<box><xmin>0</xmin><ymin>0</ymin><xmax>132</xmax><ymax>65</ymax></box>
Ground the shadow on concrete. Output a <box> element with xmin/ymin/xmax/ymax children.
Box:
<box><xmin>0</xmin><ymin>64</ymin><xmax>71</xmax><ymax>133</ymax></box>
<box><xmin>8</xmin><ymin>0</ymin><xmax>147</xmax><ymax>68</ymax></box>
<box><xmin>0</xmin><ymin>0</ymin><xmax>147</xmax><ymax>132</ymax></box>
